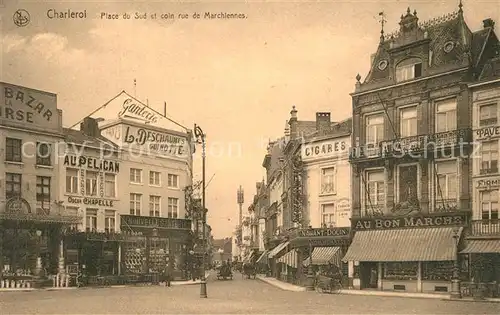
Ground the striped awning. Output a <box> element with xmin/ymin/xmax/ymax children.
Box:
<box><xmin>256</xmin><ymin>250</ymin><xmax>269</xmax><ymax>265</ymax></box>
<box><xmin>343</xmin><ymin>227</ymin><xmax>462</xmax><ymax>262</ymax></box>
<box><xmin>460</xmin><ymin>240</ymin><xmax>500</xmax><ymax>254</ymax></box>
<box><xmin>303</xmin><ymin>247</ymin><xmax>342</xmax><ymax>267</ymax></box>
<box><xmin>278</xmin><ymin>249</ymin><xmax>298</xmax><ymax>268</ymax></box>
<box><xmin>268</xmin><ymin>241</ymin><xmax>289</xmax><ymax>259</ymax></box>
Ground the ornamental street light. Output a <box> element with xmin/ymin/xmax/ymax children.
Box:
<box><xmin>306</xmin><ymin>226</ymin><xmax>315</xmax><ymax>291</ymax></box>
<box><xmin>450</xmin><ymin>227</ymin><xmax>461</xmax><ymax>299</ymax></box>
<box><xmin>194</xmin><ymin>124</ymin><xmax>208</xmax><ymax>298</ymax></box>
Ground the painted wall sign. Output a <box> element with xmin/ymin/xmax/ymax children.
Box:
<box><xmin>476</xmin><ymin>126</ymin><xmax>500</xmax><ymax>140</ymax></box>
<box><xmin>352</xmin><ymin>214</ymin><xmax>467</xmax><ymax>230</ymax></box>
<box><xmin>291</xmin><ymin>237</ymin><xmax>350</xmax><ymax>248</ymax></box>
<box><xmin>118</xmin><ymin>98</ymin><xmax>159</xmax><ymax>124</ymax></box>
<box><xmin>477</xmin><ymin>178</ymin><xmax>500</xmax><ymax>188</ymax></box>
<box><xmin>64</xmin><ymin>155</ymin><xmax>120</xmax><ymax>173</ymax></box>
<box><xmin>67</xmin><ymin>196</ymin><xmax>114</xmax><ymax>207</ymax></box>
<box><xmin>0</xmin><ymin>83</ymin><xmax>58</xmax><ymax>131</ymax></box>
<box><xmin>123</xmin><ymin>125</ymin><xmax>186</xmax><ymax>157</ymax></box>
<box><xmin>120</xmin><ymin>214</ymin><xmax>191</xmax><ymax>230</ymax></box>
<box><xmin>6</xmin><ymin>197</ymin><xmax>31</xmax><ymax>214</ymax></box>
<box><xmin>301</xmin><ymin>139</ymin><xmax>349</xmax><ymax>160</ymax></box>
<box><xmin>298</xmin><ymin>227</ymin><xmax>350</xmax><ymax>237</ymax></box>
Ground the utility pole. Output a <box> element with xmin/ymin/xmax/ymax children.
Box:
<box><xmin>194</xmin><ymin>124</ymin><xmax>207</xmax><ymax>298</ymax></box>
<box><xmin>237</xmin><ymin>186</ymin><xmax>244</xmax><ymax>260</ymax></box>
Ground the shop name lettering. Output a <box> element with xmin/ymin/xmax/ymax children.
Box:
<box><xmin>124</xmin><ymin>126</ymin><xmax>185</xmax><ymax>155</ymax></box>
<box><xmin>64</xmin><ymin>155</ymin><xmax>119</xmax><ymax>172</ymax></box>
<box><xmin>68</xmin><ymin>196</ymin><xmax>113</xmax><ymax>207</ymax></box>
<box><xmin>353</xmin><ymin>215</ymin><xmax>464</xmax><ymax>230</ymax></box>
<box><xmin>1</xmin><ymin>87</ymin><xmax>53</xmax><ymax>123</ymax></box>
<box><xmin>121</xmin><ymin>215</ymin><xmax>190</xmax><ymax>229</ymax></box>
<box><xmin>118</xmin><ymin>98</ymin><xmax>159</xmax><ymax>124</ymax></box>
<box><xmin>477</xmin><ymin>178</ymin><xmax>500</xmax><ymax>188</ymax></box>
<box><xmin>476</xmin><ymin>126</ymin><xmax>500</xmax><ymax>139</ymax></box>
<box><xmin>298</xmin><ymin>228</ymin><xmax>349</xmax><ymax>237</ymax></box>
<box><xmin>304</xmin><ymin>141</ymin><xmax>347</xmax><ymax>157</ymax></box>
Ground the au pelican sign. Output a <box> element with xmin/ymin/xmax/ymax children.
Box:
<box><xmin>123</xmin><ymin>125</ymin><xmax>187</xmax><ymax>157</ymax></box>
<box><xmin>0</xmin><ymin>83</ymin><xmax>59</xmax><ymax>131</ymax></box>
<box><xmin>301</xmin><ymin>138</ymin><xmax>350</xmax><ymax>161</ymax></box>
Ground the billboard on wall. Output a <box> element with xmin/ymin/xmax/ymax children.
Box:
<box><xmin>0</xmin><ymin>83</ymin><xmax>60</xmax><ymax>132</ymax></box>
<box><xmin>301</xmin><ymin>137</ymin><xmax>350</xmax><ymax>161</ymax></box>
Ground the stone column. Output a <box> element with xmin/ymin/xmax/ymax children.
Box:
<box><xmin>0</xmin><ymin>228</ymin><xmax>3</xmax><ymax>282</ymax></box>
<box><xmin>58</xmin><ymin>239</ymin><xmax>65</xmax><ymax>275</ymax></box>
<box><xmin>420</xmin><ymin>158</ymin><xmax>430</xmax><ymax>213</ymax></box>
<box><xmin>459</xmin><ymin>157</ymin><xmax>470</xmax><ymax>211</ymax></box>
<box><xmin>385</xmin><ymin>160</ymin><xmax>395</xmax><ymax>213</ymax></box>
<box><xmin>117</xmin><ymin>244</ymin><xmax>122</xmax><ymax>275</ymax></box>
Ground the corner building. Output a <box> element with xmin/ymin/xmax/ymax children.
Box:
<box><xmin>344</xmin><ymin>6</ymin><xmax>497</xmax><ymax>294</ymax></box>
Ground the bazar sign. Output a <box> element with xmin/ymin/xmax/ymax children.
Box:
<box><xmin>64</xmin><ymin>155</ymin><xmax>120</xmax><ymax>172</ymax></box>
<box><xmin>298</xmin><ymin>227</ymin><xmax>350</xmax><ymax>237</ymax></box>
<box><xmin>67</xmin><ymin>196</ymin><xmax>114</xmax><ymax>207</ymax></box>
<box><xmin>352</xmin><ymin>214</ymin><xmax>467</xmax><ymax>230</ymax></box>
<box><xmin>477</xmin><ymin>178</ymin><xmax>500</xmax><ymax>188</ymax></box>
<box><xmin>123</xmin><ymin>125</ymin><xmax>186</xmax><ymax>156</ymax></box>
<box><xmin>120</xmin><ymin>214</ymin><xmax>191</xmax><ymax>230</ymax></box>
<box><xmin>118</xmin><ymin>98</ymin><xmax>160</xmax><ymax>124</ymax></box>
<box><xmin>301</xmin><ymin>140</ymin><xmax>349</xmax><ymax>160</ymax></box>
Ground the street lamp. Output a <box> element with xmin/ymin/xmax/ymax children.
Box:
<box><xmin>306</xmin><ymin>226</ymin><xmax>315</xmax><ymax>291</ymax></box>
<box><xmin>194</xmin><ymin>124</ymin><xmax>208</xmax><ymax>298</ymax></box>
<box><xmin>450</xmin><ymin>227</ymin><xmax>461</xmax><ymax>299</ymax></box>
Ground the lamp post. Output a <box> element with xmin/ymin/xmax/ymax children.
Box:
<box><xmin>194</xmin><ymin>124</ymin><xmax>208</xmax><ymax>298</ymax></box>
<box><xmin>306</xmin><ymin>234</ymin><xmax>315</xmax><ymax>291</ymax></box>
<box><xmin>450</xmin><ymin>227</ymin><xmax>461</xmax><ymax>299</ymax></box>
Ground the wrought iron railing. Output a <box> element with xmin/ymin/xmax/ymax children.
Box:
<box><xmin>470</xmin><ymin>219</ymin><xmax>500</xmax><ymax>236</ymax></box>
<box><xmin>434</xmin><ymin>199</ymin><xmax>459</xmax><ymax>213</ymax></box>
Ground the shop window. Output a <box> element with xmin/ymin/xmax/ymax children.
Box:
<box><xmin>435</xmin><ymin>99</ymin><xmax>457</xmax><ymax>133</ymax></box>
<box><xmin>480</xmin><ymin>141</ymin><xmax>498</xmax><ymax>174</ymax></box>
<box><xmin>479</xmin><ymin>103</ymin><xmax>497</xmax><ymax>126</ymax></box>
<box><xmin>383</xmin><ymin>262</ymin><xmax>418</xmax><ymax>280</ymax></box>
<box><xmin>364</xmin><ymin>169</ymin><xmax>385</xmax><ymax>216</ymax></box>
<box><xmin>5</xmin><ymin>137</ymin><xmax>22</xmax><ymax>162</ymax></box>
<box><xmin>422</xmin><ymin>261</ymin><xmax>453</xmax><ymax>281</ymax></box>
<box><xmin>320</xmin><ymin>167</ymin><xmax>336</xmax><ymax>195</ymax></box>
<box><xmin>5</xmin><ymin>173</ymin><xmax>21</xmax><ymax>199</ymax></box>
<box><xmin>167</xmin><ymin>197</ymin><xmax>178</xmax><ymax>218</ymax></box>
<box><xmin>130</xmin><ymin>168</ymin><xmax>142</xmax><ymax>184</ymax></box>
<box><xmin>434</xmin><ymin>160</ymin><xmax>458</xmax><ymax>212</ymax></box>
<box><xmin>395</xmin><ymin>59</ymin><xmax>422</xmax><ymax>82</ymax></box>
<box><xmin>105</xmin><ymin>210</ymin><xmax>115</xmax><ymax>233</ymax></box>
<box><xmin>86</xmin><ymin>209</ymin><xmax>98</xmax><ymax>232</ymax></box>
<box><xmin>480</xmin><ymin>190</ymin><xmax>499</xmax><ymax>233</ymax></box>
<box><xmin>149</xmin><ymin>171</ymin><xmax>161</xmax><ymax>186</ymax></box>
<box><xmin>85</xmin><ymin>170</ymin><xmax>98</xmax><ymax>196</ymax></box>
<box><xmin>167</xmin><ymin>174</ymin><xmax>179</xmax><ymax>188</ymax></box>
<box><xmin>398</xmin><ymin>165</ymin><xmax>418</xmax><ymax>203</ymax></box>
<box><xmin>149</xmin><ymin>195</ymin><xmax>161</xmax><ymax>217</ymax></box>
<box><xmin>66</xmin><ymin>168</ymin><xmax>78</xmax><ymax>194</ymax></box>
<box><xmin>321</xmin><ymin>203</ymin><xmax>335</xmax><ymax>227</ymax></box>
<box><xmin>130</xmin><ymin>193</ymin><xmax>142</xmax><ymax>216</ymax></box>
<box><xmin>399</xmin><ymin>106</ymin><xmax>418</xmax><ymax>137</ymax></box>
<box><xmin>36</xmin><ymin>142</ymin><xmax>51</xmax><ymax>166</ymax></box>
<box><xmin>36</xmin><ymin>176</ymin><xmax>51</xmax><ymax>214</ymax></box>
<box><xmin>104</xmin><ymin>173</ymin><xmax>116</xmax><ymax>198</ymax></box>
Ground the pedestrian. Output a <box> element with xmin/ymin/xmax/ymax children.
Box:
<box><xmin>165</xmin><ymin>268</ymin><xmax>172</xmax><ymax>287</ymax></box>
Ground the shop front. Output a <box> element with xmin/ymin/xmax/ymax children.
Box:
<box><xmin>343</xmin><ymin>213</ymin><xmax>469</xmax><ymax>294</ymax></box>
<box><xmin>120</xmin><ymin>215</ymin><xmax>192</xmax><ymax>281</ymax></box>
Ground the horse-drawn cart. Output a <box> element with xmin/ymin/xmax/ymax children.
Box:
<box><xmin>216</xmin><ymin>264</ymin><xmax>233</xmax><ymax>280</ymax></box>
<box><xmin>242</xmin><ymin>262</ymin><xmax>256</xmax><ymax>279</ymax></box>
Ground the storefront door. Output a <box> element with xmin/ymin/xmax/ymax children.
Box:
<box><xmin>360</xmin><ymin>262</ymin><xmax>378</xmax><ymax>289</ymax></box>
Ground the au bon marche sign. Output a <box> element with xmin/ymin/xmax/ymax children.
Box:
<box><xmin>352</xmin><ymin>213</ymin><xmax>467</xmax><ymax>231</ymax></box>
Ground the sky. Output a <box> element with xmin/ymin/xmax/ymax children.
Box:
<box><xmin>1</xmin><ymin>0</ymin><xmax>499</xmax><ymax>238</ymax></box>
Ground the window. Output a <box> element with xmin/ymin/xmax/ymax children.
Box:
<box><xmin>480</xmin><ymin>141</ymin><xmax>498</xmax><ymax>174</ymax></box>
<box><xmin>321</xmin><ymin>203</ymin><xmax>335</xmax><ymax>227</ymax></box>
<box><xmin>66</xmin><ymin>168</ymin><xmax>78</xmax><ymax>194</ymax></box>
<box><xmin>435</xmin><ymin>161</ymin><xmax>458</xmax><ymax>212</ymax></box>
<box><xmin>5</xmin><ymin>173</ymin><xmax>21</xmax><ymax>199</ymax></box>
<box><xmin>400</xmin><ymin>106</ymin><xmax>418</xmax><ymax>137</ymax></box>
<box><xmin>435</xmin><ymin>99</ymin><xmax>457</xmax><ymax>133</ymax></box>
<box><xmin>365</xmin><ymin>170</ymin><xmax>385</xmax><ymax>215</ymax></box>
<box><xmin>366</xmin><ymin>114</ymin><xmax>384</xmax><ymax>144</ymax></box>
<box><xmin>5</xmin><ymin>138</ymin><xmax>22</xmax><ymax>162</ymax></box>
<box><xmin>105</xmin><ymin>210</ymin><xmax>115</xmax><ymax>233</ymax></box>
<box><xmin>481</xmin><ymin>190</ymin><xmax>499</xmax><ymax>221</ymax></box>
<box><xmin>36</xmin><ymin>176</ymin><xmax>51</xmax><ymax>214</ymax></box>
<box><xmin>85</xmin><ymin>171</ymin><xmax>98</xmax><ymax>196</ymax></box>
<box><xmin>86</xmin><ymin>209</ymin><xmax>98</xmax><ymax>232</ymax></box>
<box><xmin>130</xmin><ymin>193</ymin><xmax>141</xmax><ymax>216</ymax></box>
<box><xmin>167</xmin><ymin>174</ymin><xmax>179</xmax><ymax>188</ymax></box>
<box><xmin>36</xmin><ymin>142</ymin><xmax>51</xmax><ymax>166</ymax></box>
<box><xmin>383</xmin><ymin>262</ymin><xmax>418</xmax><ymax>280</ymax></box>
<box><xmin>320</xmin><ymin>167</ymin><xmax>336</xmax><ymax>194</ymax></box>
<box><xmin>395</xmin><ymin>61</ymin><xmax>422</xmax><ymax>82</ymax></box>
<box><xmin>149</xmin><ymin>195</ymin><xmax>161</xmax><ymax>217</ymax></box>
<box><xmin>167</xmin><ymin>197</ymin><xmax>179</xmax><ymax>218</ymax></box>
<box><xmin>104</xmin><ymin>173</ymin><xmax>116</xmax><ymax>198</ymax></box>
<box><xmin>130</xmin><ymin>168</ymin><xmax>142</xmax><ymax>183</ymax></box>
<box><xmin>479</xmin><ymin>104</ymin><xmax>497</xmax><ymax>126</ymax></box>
<box><xmin>149</xmin><ymin>171</ymin><xmax>161</xmax><ymax>186</ymax></box>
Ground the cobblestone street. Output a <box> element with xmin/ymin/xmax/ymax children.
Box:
<box><xmin>0</xmin><ymin>273</ymin><xmax>498</xmax><ymax>314</ymax></box>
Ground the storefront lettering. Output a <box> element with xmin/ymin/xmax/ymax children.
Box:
<box><xmin>298</xmin><ymin>227</ymin><xmax>350</xmax><ymax>237</ymax></box>
<box><xmin>352</xmin><ymin>214</ymin><xmax>466</xmax><ymax>230</ymax></box>
<box><xmin>123</xmin><ymin>126</ymin><xmax>186</xmax><ymax>156</ymax></box>
<box><xmin>67</xmin><ymin>196</ymin><xmax>114</xmax><ymax>207</ymax></box>
<box><xmin>1</xmin><ymin>86</ymin><xmax>53</xmax><ymax>123</ymax></box>
<box><xmin>476</xmin><ymin>126</ymin><xmax>500</xmax><ymax>139</ymax></box>
<box><xmin>120</xmin><ymin>214</ymin><xmax>191</xmax><ymax>230</ymax></box>
<box><xmin>64</xmin><ymin>155</ymin><xmax>120</xmax><ymax>173</ymax></box>
<box><xmin>118</xmin><ymin>98</ymin><xmax>159</xmax><ymax>124</ymax></box>
<box><xmin>477</xmin><ymin>178</ymin><xmax>500</xmax><ymax>188</ymax></box>
<box><xmin>302</xmin><ymin>141</ymin><xmax>348</xmax><ymax>159</ymax></box>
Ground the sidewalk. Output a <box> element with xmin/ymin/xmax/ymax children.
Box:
<box><xmin>256</xmin><ymin>276</ymin><xmax>500</xmax><ymax>303</ymax></box>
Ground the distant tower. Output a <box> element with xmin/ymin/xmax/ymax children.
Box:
<box><xmin>237</xmin><ymin>186</ymin><xmax>244</xmax><ymax>225</ymax></box>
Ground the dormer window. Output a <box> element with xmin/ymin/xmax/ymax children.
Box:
<box><xmin>396</xmin><ymin>58</ymin><xmax>422</xmax><ymax>82</ymax></box>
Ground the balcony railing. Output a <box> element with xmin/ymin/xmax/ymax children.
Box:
<box><xmin>362</xmin><ymin>204</ymin><xmax>385</xmax><ymax>217</ymax></box>
<box><xmin>434</xmin><ymin>199</ymin><xmax>458</xmax><ymax>213</ymax></box>
<box><xmin>470</xmin><ymin>219</ymin><xmax>500</xmax><ymax>237</ymax></box>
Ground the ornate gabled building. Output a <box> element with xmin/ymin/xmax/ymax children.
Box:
<box><xmin>345</xmin><ymin>3</ymin><xmax>498</xmax><ymax>296</ymax></box>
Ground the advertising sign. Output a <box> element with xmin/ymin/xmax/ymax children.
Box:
<box><xmin>352</xmin><ymin>213</ymin><xmax>468</xmax><ymax>231</ymax></box>
<box><xmin>122</xmin><ymin>124</ymin><xmax>187</xmax><ymax>157</ymax></box>
<box><xmin>301</xmin><ymin>138</ymin><xmax>350</xmax><ymax>161</ymax></box>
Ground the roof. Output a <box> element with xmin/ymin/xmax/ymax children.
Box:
<box><xmin>63</xmin><ymin>128</ymin><xmax>119</xmax><ymax>150</ymax></box>
<box><xmin>304</xmin><ymin>117</ymin><xmax>352</xmax><ymax>140</ymax></box>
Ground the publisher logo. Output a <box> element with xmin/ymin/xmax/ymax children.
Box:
<box><xmin>13</xmin><ymin>9</ymin><xmax>30</xmax><ymax>27</ymax></box>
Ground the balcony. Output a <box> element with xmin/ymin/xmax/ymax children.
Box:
<box><xmin>480</xmin><ymin>167</ymin><xmax>499</xmax><ymax>175</ymax></box>
<box><xmin>434</xmin><ymin>199</ymin><xmax>459</xmax><ymax>213</ymax></box>
<box><xmin>470</xmin><ymin>219</ymin><xmax>500</xmax><ymax>237</ymax></box>
<box><xmin>361</xmin><ymin>204</ymin><xmax>385</xmax><ymax>217</ymax></box>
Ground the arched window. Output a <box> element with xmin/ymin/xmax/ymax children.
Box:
<box><xmin>395</xmin><ymin>57</ymin><xmax>422</xmax><ymax>82</ymax></box>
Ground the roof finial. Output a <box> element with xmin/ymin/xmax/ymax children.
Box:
<box><xmin>378</xmin><ymin>11</ymin><xmax>387</xmax><ymax>42</ymax></box>
<box><xmin>458</xmin><ymin>0</ymin><xmax>463</xmax><ymax>14</ymax></box>
<box><xmin>407</xmin><ymin>7</ymin><xmax>411</xmax><ymax>15</ymax></box>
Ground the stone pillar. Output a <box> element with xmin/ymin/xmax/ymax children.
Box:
<box><xmin>117</xmin><ymin>244</ymin><xmax>122</xmax><ymax>275</ymax></box>
<box><xmin>348</xmin><ymin>260</ymin><xmax>354</xmax><ymax>289</ymax></box>
<box><xmin>58</xmin><ymin>239</ymin><xmax>65</xmax><ymax>275</ymax></box>
<box><xmin>420</xmin><ymin>158</ymin><xmax>430</xmax><ymax>213</ymax></box>
<box><xmin>459</xmin><ymin>157</ymin><xmax>470</xmax><ymax>211</ymax></box>
<box><xmin>0</xmin><ymin>228</ymin><xmax>3</xmax><ymax>282</ymax></box>
<box><xmin>377</xmin><ymin>262</ymin><xmax>383</xmax><ymax>290</ymax></box>
<box><xmin>385</xmin><ymin>160</ymin><xmax>395</xmax><ymax>213</ymax></box>
<box><xmin>417</xmin><ymin>261</ymin><xmax>422</xmax><ymax>292</ymax></box>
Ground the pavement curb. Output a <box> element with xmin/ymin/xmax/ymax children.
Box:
<box><xmin>256</xmin><ymin>276</ymin><xmax>306</xmax><ymax>292</ymax></box>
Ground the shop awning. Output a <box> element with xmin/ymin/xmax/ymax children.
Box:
<box><xmin>256</xmin><ymin>250</ymin><xmax>269</xmax><ymax>265</ymax></box>
<box><xmin>268</xmin><ymin>241</ymin><xmax>290</xmax><ymax>259</ymax></box>
<box><xmin>460</xmin><ymin>240</ymin><xmax>500</xmax><ymax>254</ymax></box>
<box><xmin>303</xmin><ymin>247</ymin><xmax>342</xmax><ymax>267</ymax></box>
<box><xmin>343</xmin><ymin>227</ymin><xmax>462</xmax><ymax>262</ymax></box>
<box><xmin>278</xmin><ymin>249</ymin><xmax>298</xmax><ymax>268</ymax></box>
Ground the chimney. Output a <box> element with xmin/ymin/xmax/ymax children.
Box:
<box><xmin>289</xmin><ymin>106</ymin><xmax>298</xmax><ymax>139</ymax></box>
<box><xmin>483</xmin><ymin>18</ymin><xmax>495</xmax><ymax>29</ymax></box>
<box><xmin>79</xmin><ymin>117</ymin><xmax>101</xmax><ymax>137</ymax></box>
<box><xmin>316</xmin><ymin>112</ymin><xmax>331</xmax><ymax>133</ymax></box>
